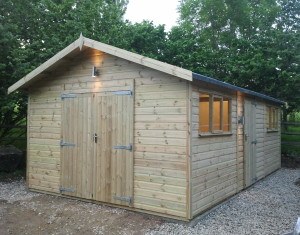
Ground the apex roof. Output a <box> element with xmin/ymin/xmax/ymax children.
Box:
<box><xmin>8</xmin><ymin>34</ymin><xmax>284</xmax><ymax>105</ymax></box>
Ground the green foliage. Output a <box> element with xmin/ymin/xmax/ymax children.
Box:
<box><xmin>288</xmin><ymin>112</ymin><xmax>300</xmax><ymax>122</ymax></box>
<box><xmin>123</xmin><ymin>21</ymin><xmax>167</xmax><ymax>60</ymax></box>
<box><xmin>281</xmin><ymin>124</ymin><xmax>300</xmax><ymax>156</ymax></box>
<box><xmin>0</xmin><ymin>0</ymin><xmax>129</xmax><ymax>145</ymax></box>
<box><xmin>0</xmin><ymin>0</ymin><xmax>299</xmax><ymax>148</ymax></box>
<box><xmin>170</xmin><ymin>0</ymin><xmax>300</xmax><ymax>117</ymax></box>
<box><xmin>0</xmin><ymin>2</ymin><xmax>27</xmax><ymax>145</ymax></box>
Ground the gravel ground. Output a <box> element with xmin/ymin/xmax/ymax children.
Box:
<box><xmin>0</xmin><ymin>179</ymin><xmax>40</xmax><ymax>203</ymax></box>
<box><xmin>0</xmin><ymin>168</ymin><xmax>299</xmax><ymax>235</ymax></box>
<box><xmin>147</xmin><ymin>168</ymin><xmax>300</xmax><ymax>235</ymax></box>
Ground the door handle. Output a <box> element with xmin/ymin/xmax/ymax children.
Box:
<box><xmin>93</xmin><ymin>133</ymin><xmax>98</xmax><ymax>143</ymax></box>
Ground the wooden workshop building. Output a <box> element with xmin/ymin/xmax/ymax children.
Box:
<box><xmin>8</xmin><ymin>35</ymin><xmax>283</xmax><ymax>220</ymax></box>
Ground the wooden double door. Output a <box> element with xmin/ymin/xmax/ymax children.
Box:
<box><xmin>60</xmin><ymin>90</ymin><xmax>133</xmax><ymax>206</ymax></box>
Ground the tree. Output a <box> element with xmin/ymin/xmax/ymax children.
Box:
<box><xmin>166</xmin><ymin>0</ymin><xmax>299</xmax><ymax>117</ymax></box>
<box><xmin>0</xmin><ymin>0</ymin><xmax>129</xmax><ymax>145</ymax></box>
<box><xmin>123</xmin><ymin>21</ymin><xmax>167</xmax><ymax>60</ymax></box>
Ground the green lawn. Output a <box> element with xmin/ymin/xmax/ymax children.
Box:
<box><xmin>281</xmin><ymin>124</ymin><xmax>300</xmax><ymax>156</ymax></box>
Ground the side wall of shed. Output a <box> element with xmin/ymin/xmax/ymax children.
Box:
<box><xmin>190</xmin><ymin>83</ymin><xmax>239</xmax><ymax>217</ymax></box>
<box><xmin>28</xmin><ymin>88</ymin><xmax>62</xmax><ymax>193</ymax></box>
<box><xmin>134</xmin><ymin>76</ymin><xmax>189</xmax><ymax>218</ymax></box>
<box><xmin>27</xmin><ymin>48</ymin><xmax>189</xmax><ymax>219</ymax></box>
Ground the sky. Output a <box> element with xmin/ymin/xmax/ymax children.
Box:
<box><xmin>124</xmin><ymin>0</ymin><xmax>180</xmax><ymax>31</ymax></box>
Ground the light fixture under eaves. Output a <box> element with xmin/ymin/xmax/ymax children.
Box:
<box><xmin>92</xmin><ymin>66</ymin><xmax>100</xmax><ymax>77</ymax></box>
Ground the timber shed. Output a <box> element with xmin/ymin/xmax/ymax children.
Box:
<box><xmin>8</xmin><ymin>35</ymin><xmax>284</xmax><ymax>220</ymax></box>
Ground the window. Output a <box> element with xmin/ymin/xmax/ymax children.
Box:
<box><xmin>267</xmin><ymin>106</ymin><xmax>279</xmax><ymax>131</ymax></box>
<box><xmin>199</xmin><ymin>92</ymin><xmax>231</xmax><ymax>134</ymax></box>
<box><xmin>199</xmin><ymin>94</ymin><xmax>210</xmax><ymax>132</ymax></box>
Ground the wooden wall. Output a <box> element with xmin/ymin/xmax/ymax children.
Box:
<box><xmin>190</xmin><ymin>83</ymin><xmax>238</xmax><ymax>217</ymax></box>
<box><xmin>27</xmin><ymin>48</ymin><xmax>189</xmax><ymax>219</ymax></box>
<box><xmin>28</xmin><ymin>90</ymin><xmax>62</xmax><ymax>193</ymax></box>
<box><xmin>134</xmin><ymin>76</ymin><xmax>188</xmax><ymax>218</ymax></box>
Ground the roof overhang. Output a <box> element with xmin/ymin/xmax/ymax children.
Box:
<box><xmin>8</xmin><ymin>34</ymin><xmax>285</xmax><ymax>106</ymax></box>
<box><xmin>193</xmin><ymin>73</ymin><xmax>285</xmax><ymax>105</ymax></box>
<box><xmin>8</xmin><ymin>34</ymin><xmax>192</xmax><ymax>94</ymax></box>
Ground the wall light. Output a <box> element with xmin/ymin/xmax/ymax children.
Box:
<box><xmin>92</xmin><ymin>66</ymin><xmax>100</xmax><ymax>77</ymax></box>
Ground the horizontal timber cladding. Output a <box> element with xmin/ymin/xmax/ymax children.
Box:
<box><xmin>190</xmin><ymin>83</ymin><xmax>239</xmax><ymax>217</ymax></box>
<box><xmin>134</xmin><ymin>74</ymin><xmax>189</xmax><ymax>218</ymax></box>
<box><xmin>27</xmin><ymin>48</ymin><xmax>189</xmax><ymax>219</ymax></box>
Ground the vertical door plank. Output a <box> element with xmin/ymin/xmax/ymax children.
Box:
<box><xmin>106</xmin><ymin>96</ymin><xmax>113</xmax><ymax>202</ymax></box>
<box><xmin>100</xmin><ymin>95</ymin><xmax>106</xmax><ymax>201</ymax></box>
<box><xmin>116</xmin><ymin>95</ymin><xmax>122</xmax><ymax>204</ymax></box>
<box><xmin>126</xmin><ymin>94</ymin><xmax>133</xmax><ymax>205</ymax></box>
<box><xmin>87</xmin><ymin>96</ymin><xmax>93</xmax><ymax>199</ymax></box>
<box><xmin>61</xmin><ymin>98</ymin><xmax>68</xmax><ymax>195</ymax></box>
<box><xmin>77</xmin><ymin>97</ymin><xmax>83</xmax><ymax>198</ymax></box>
<box><xmin>110</xmin><ymin>95</ymin><xmax>118</xmax><ymax>204</ymax></box>
<box><xmin>93</xmin><ymin>95</ymin><xmax>98</xmax><ymax>200</ymax></box>
<box><xmin>69</xmin><ymin>99</ymin><xmax>78</xmax><ymax>195</ymax></box>
<box><xmin>81</xmin><ymin>97</ymin><xmax>87</xmax><ymax>199</ymax></box>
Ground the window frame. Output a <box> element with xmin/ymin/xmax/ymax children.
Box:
<box><xmin>198</xmin><ymin>90</ymin><xmax>232</xmax><ymax>137</ymax></box>
<box><xmin>267</xmin><ymin>106</ymin><xmax>279</xmax><ymax>132</ymax></box>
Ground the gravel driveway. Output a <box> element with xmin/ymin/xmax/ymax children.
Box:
<box><xmin>0</xmin><ymin>168</ymin><xmax>299</xmax><ymax>235</ymax></box>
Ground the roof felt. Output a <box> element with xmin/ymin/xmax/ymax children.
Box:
<box><xmin>193</xmin><ymin>73</ymin><xmax>285</xmax><ymax>105</ymax></box>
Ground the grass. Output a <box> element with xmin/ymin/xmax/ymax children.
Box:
<box><xmin>281</xmin><ymin>124</ymin><xmax>300</xmax><ymax>157</ymax></box>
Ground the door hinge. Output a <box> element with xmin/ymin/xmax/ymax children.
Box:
<box><xmin>111</xmin><ymin>90</ymin><xmax>132</xmax><ymax>96</ymax></box>
<box><xmin>251</xmin><ymin>140</ymin><xmax>257</xmax><ymax>144</ymax></box>
<box><xmin>113</xmin><ymin>144</ymin><xmax>132</xmax><ymax>151</ymax></box>
<box><xmin>61</xmin><ymin>93</ymin><xmax>77</xmax><ymax>99</ymax></box>
<box><xmin>59</xmin><ymin>187</ymin><xmax>75</xmax><ymax>193</ymax></box>
<box><xmin>60</xmin><ymin>140</ymin><xmax>76</xmax><ymax>147</ymax></box>
<box><xmin>113</xmin><ymin>195</ymin><xmax>132</xmax><ymax>204</ymax></box>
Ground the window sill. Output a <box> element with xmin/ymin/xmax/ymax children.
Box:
<box><xmin>198</xmin><ymin>132</ymin><xmax>233</xmax><ymax>137</ymax></box>
<box><xmin>267</xmin><ymin>129</ymin><xmax>279</xmax><ymax>133</ymax></box>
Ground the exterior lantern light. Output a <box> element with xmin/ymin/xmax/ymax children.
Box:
<box><xmin>92</xmin><ymin>66</ymin><xmax>100</xmax><ymax>77</ymax></box>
